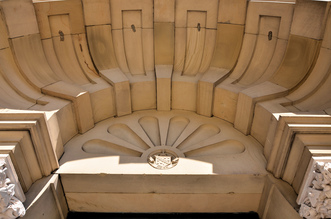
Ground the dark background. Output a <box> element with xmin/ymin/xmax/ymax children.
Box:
<box><xmin>67</xmin><ymin>212</ymin><xmax>260</xmax><ymax>219</ymax></box>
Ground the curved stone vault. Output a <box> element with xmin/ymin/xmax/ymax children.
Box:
<box><xmin>0</xmin><ymin>0</ymin><xmax>330</xmax><ymax>218</ymax></box>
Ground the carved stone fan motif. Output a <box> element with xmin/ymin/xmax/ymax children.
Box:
<box><xmin>81</xmin><ymin>111</ymin><xmax>246</xmax><ymax>170</ymax></box>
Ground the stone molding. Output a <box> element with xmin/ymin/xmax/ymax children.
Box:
<box><xmin>0</xmin><ymin>111</ymin><xmax>60</xmax><ymax>176</ymax></box>
<box><xmin>266</xmin><ymin>115</ymin><xmax>331</xmax><ymax>178</ymax></box>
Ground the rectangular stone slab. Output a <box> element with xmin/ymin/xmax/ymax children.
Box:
<box><xmin>66</xmin><ymin>193</ymin><xmax>261</xmax><ymax>213</ymax></box>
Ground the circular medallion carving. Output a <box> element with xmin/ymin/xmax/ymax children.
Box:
<box><xmin>147</xmin><ymin>149</ymin><xmax>179</xmax><ymax>170</ymax></box>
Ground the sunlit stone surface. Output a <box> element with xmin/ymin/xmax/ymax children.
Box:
<box><xmin>0</xmin><ymin>0</ymin><xmax>330</xmax><ymax>218</ymax></box>
<box><xmin>57</xmin><ymin>110</ymin><xmax>267</xmax><ymax>212</ymax></box>
<box><xmin>59</xmin><ymin>110</ymin><xmax>265</xmax><ymax>174</ymax></box>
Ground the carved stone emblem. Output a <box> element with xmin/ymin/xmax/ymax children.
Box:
<box><xmin>147</xmin><ymin>150</ymin><xmax>179</xmax><ymax>170</ymax></box>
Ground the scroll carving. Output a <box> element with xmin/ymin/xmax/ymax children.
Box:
<box><xmin>299</xmin><ymin>162</ymin><xmax>331</xmax><ymax>219</ymax></box>
<box><xmin>0</xmin><ymin>160</ymin><xmax>25</xmax><ymax>219</ymax></box>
